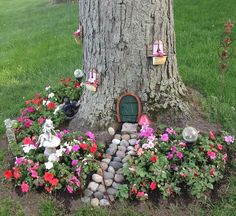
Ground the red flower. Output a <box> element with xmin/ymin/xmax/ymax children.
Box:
<box><xmin>23</xmin><ymin>137</ymin><xmax>32</xmax><ymax>145</ymax></box>
<box><xmin>217</xmin><ymin>144</ymin><xmax>223</xmax><ymax>150</ymax></box>
<box><xmin>150</xmin><ymin>155</ymin><xmax>157</xmax><ymax>163</ymax></box>
<box><xmin>74</xmin><ymin>82</ymin><xmax>81</xmax><ymax>88</ymax></box>
<box><xmin>90</xmin><ymin>143</ymin><xmax>97</xmax><ymax>154</ymax></box>
<box><xmin>61</xmin><ymin>77</ymin><xmax>72</xmax><ymax>86</ymax></box>
<box><xmin>80</xmin><ymin>143</ymin><xmax>88</xmax><ymax>150</ymax></box>
<box><xmin>44</xmin><ymin>172</ymin><xmax>54</xmax><ymax>182</ymax></box>
<box><xmin>45</xmin><ymin>187</ymin><xmax>53</xmax><ymax>193</ymax></box>
<box><xmin>47</xmin><ymin>101</ymin><xmax>55</xmax><ymax>110</ymax></box>
<box><xmin>13</xmin><ymin>167</ymin><xmax>21</xmax><ymax>180</ymax></box>
<box><xmin>4</xmin><ymin>170</ymin><xmax>12</xmax><ymax>180</ymax></box>
<box><xmin>194</xmin><ymin>172</ymin><xmax>199</xmax><ymax>177</ymax></box>
<box><xmin>137</xmin><ymin>191</ymin><xmax>144</xmax><ymax>197</ymax></box>
<box><xmin>209</xmin><ymin>131</ymin><xmax>215</xmax><ymax>140</ymax></box>
<box><xmin>50</xmin><ymin>178</ymin><xmax>59</xmax><ymax>187</ymax></box>
<box><xmin>150</xmin><ymin>182</ymin><xmax>156</xmax><ymax>191</ymax></box>
<box><xmin>21</xmin><ymin>182</ymin><xmax>29</xmax><ymax>193</ymax></box>
<box><xmin>207</xmin><ymin>151</ymin><xmax>216</xmax><ymax>160</ymax></box>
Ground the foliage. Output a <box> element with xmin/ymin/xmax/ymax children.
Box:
<box><xmin>0</xmin><ymin>199</ymin><xmax>24</xmax><ymax>216</ymax></box>
<box><xmin>39</xmin><ymin>198</ymin><xmax>59</xmax><ymax>216</ymax></box>
<box><xmin>116</xmin><ymin>184</ymin><xmax>129</xmax><ymax>201</ymax></box>
<box><xmin>122</xmin><ymin>125</ymin><xmax>234</xmax><ymax>199</ymax></box>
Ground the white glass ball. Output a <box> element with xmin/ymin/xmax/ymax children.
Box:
<box><xmin>74</xmin><ymin>69</ymin><xmax>84</xmax><ymax>78</ymax></box>
<box><xmin>182</xmin><ymin>127</ymin><xmax>198</xmax><ymax>142</ymax></box>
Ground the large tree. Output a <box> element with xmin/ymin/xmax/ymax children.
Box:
<box><xmin>70</xmin><ymin>0</ymin><xmax>190</xmax><ymax>131</ymax></box>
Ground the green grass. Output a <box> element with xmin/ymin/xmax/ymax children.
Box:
<box><xmin>0</xmin><ymin>199</ymin><xmax>24</xmax><ymax>216</ymax></box>
<box><xmin>0</xmin><ymin>0</ymin><xmax>82</xmax><ymax>133</ymax></box>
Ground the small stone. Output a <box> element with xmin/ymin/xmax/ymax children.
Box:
<box><xmin>108</xmin><ymin>195</ymin><xmax>115</xmax><ymax>202</ymax></box>
<box><xmin>122</xmin><ymin>155</ymin><xmax>131</xmax><ymax>163</ymax></box>
<box><xmin>92</xmin><ymin>174</ymin><xmax>103</xmax><ymax>183</ymax></box>
<box><xmin>81</xmin><ymin>197</ymin><xmax>90</xmax><ymax>203</ymax></box>
<box><xmin>97</xmin><ymin>168</ymin><xmax>103</xmax><ymax>176</ymax></box>
<box><xmin>106</xmin><ymin>148</ymin><xmax>116</xmax><ymax>156</ymax></box>
<box><xmin>104</xmin><ymin>171</ymin><xmax>114</xmax><ymax>179</ymax></box>
<box><xmin>114</xmin><ymin>134</ymin><xmax>121</xmax><ymax>140</ymax></box>
<box><xmin>108</xmin><ymin>166</ymin><xmax>115</xmax><ymax>174</ymax></box>
<box><xmin>100</xmin><ymin>199</ymin><xmax>110</xmax><ymax>206</ymax></box>
<box><xmin>129</xmin><ymin>139</ymin><xmax>137</xmax><ymax>146</ymax></box>
<box><xmin>121</xmin><ymin>123</ymin><xmax>138</xmax><ymax>134</ymax></box>
<box><xmin>130</xmin><ymin>133</ymin><xmax>138</xmax><ymax>139</ymax></box>
<box><xmin>114</xmin><ymin>174</ymin><xmax>124</xmax><ymax>183</ymax></box>
<box><xmin>116</xmin><ymin>150</ymin><xmax>126</xmax><ymax>159</ymax></box>
<box><xmin>118</xmin><ymin>146</ymin><xmax>126</xmax><ymax>152</ymax></box>
<box><xmin>127</xmin><ymin>146</ymin><xmax>134</xmax><ymax>151</ymax></box>
<box><xmin>121</xmin><ymin>134</ymin><xmax>130</xmax><ymax>141</ymax></box>
<box><xmin>109</xmin><ymin>143</ymin><xmax>118</xmax><ymax>149</ymax></box>
<box><xmin>91</xmin><ymin>198</ymin><xmax>99</xmax><ymax>207</ymax></box>
<box><xmin>112</xmin><ymin>139</ymin><xmax>120</xmax><ymax>145</ymax></box>
<box><xmin>112</xmin><ymin>182</ymin><xmax>121</xmax><ymax>190</ymax></box>
<box><xmin>127</xmin><ymin>150</ymin><xmax>136</xmax><ymax>156</ymax></box>
<box><xmin>94</xmin><ymin>191</ymin><xmax>104</xmax><ymax>200</ymax></box>
<box><xmin>102</xmin><ymin>158</ymin><xmax>111</xmax><ymax>164</ymax></box>
<box><xmin>108</xmin><ymin>127</ymin><xmax>115</xmax><ymax>136</ymax></box>
<box><xmin>98</xmin><ymin>184</ymin><xmax>106</xmax><ymax>193</ymax></box>
<box><xmin>100</xmin><ymin>162</ymin><xmax>108</xmax><ymax>171</ymax></box>
<box><xmin>104</xmin><ymin>154</ymin><xmax>112</xmax><ymax>159</ymax></box>
<box><xmin>113</xmin><ymin>157</ymin><xmax>122</xmax><ymax>162</ymax></box>
<box><xmin>107</xmin><ymin>187</ymin><xmax>117</xmax><ymax>195</ymax></box>
<box><xmin>116</xmin><ymin>168</ymin><xmax>123</xmax><ymax>174</ymax></box>
<box><xmin>88</xmin><ymin>182</ymin><xmax>99</xmax><ymax>192</ymax></box>
<box><xmin>104</xmin><ymin>179</ymin><xmax>113</xmax><ymax>187</ymax></box>
<box><xmin>84</xmin><ymin>189</ymin><xmax>93</xmax><ymax>197</ymax></box>
<box><xmin>109</xmin><ymin>161</ymin><xmax>123</xmax><ymax>170</ymax></box>
<box><xmin>120</xmin><ymin>140</ymin><xmax>129</xmax><ymax>147</ymax></box>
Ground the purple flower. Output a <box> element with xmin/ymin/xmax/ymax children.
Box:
<box><xmin>66</xmin><ymin>185</ymin><xmax>73</xmax><ymax>193</ymax></box>
<box><xmin>139</xmin><ymin>125</ymin><xmax>154</xmax><ymax>138</ymax></box>
<box><xmin>71</xmin><ymin>160</ymin><xmax>78</xmax><ymax>166</ymax></box>
<box><xmin>161</xmin><ymin>133</ymin><xmax>169</xmax><ymax>142</ymax></box>
<box><xmin>72</xmin><ymin>145</ymin><xmax>80</xmax><ymax>152</ymax></box>
<box><xmin>171</xmin><ymin>146</ymin><xmax>177</xmax><ymax>152</ymax></box>
<box><xmin>85</xmin><ymin>131</ymin><xmax>95</xmax><ymax>140</ymax></box>
<box><xmin>224</xmin><ymin>135</ymin><xmax>234</xmax><ymax>144</ymax></box>
<box><xmin>167</xmin><ymin>152</ymin><xmax>173</xmax><ymax>160</ymax></box>
<box><xmin>176</xmin><ymin>151</ymin><xmax>184</xmax><ymax>159</ymax></box>
<box><xmin>171</xmin><ymin>164</ymin><xmax>179</xmax><ymax>171</ymax></box>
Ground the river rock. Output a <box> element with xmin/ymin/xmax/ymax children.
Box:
<box><xmin>88</xmin><ymin>182</ymin><xmax>99</xmax><ymax>192</ymax></box>
<box><xmin>92</xmin><ymin>174</ymin><xmax>103</xmax><ymax>183</ymax></box>
<box><xmin>109</xmin><ymin>161</ymin><xmax>123</xmax><ymax>170</ymax></box>
<box><xmin>116</xmin><ymin>168</ymin><xmax>123</xmax><ymax>174</ymax></box>
<box><xmin>114</xmin><ymin>174</ymin><xmax>124</xmax><ymax>183</ymax></box>
<box><xmin>118</xmin><ymin>146</ymin><xmax>126</xmax><ymax>152</ymax></box>
<box><xmin>130</xmin><ymin>133</ymin><xmax>138</xmax><ymax>139</ymax></box>
<box><xmin>108</xmin><ymin>195</ymin><xmax>115</xmax><ymax>202</ymax></box>
<box><xmin>113</xmin><ymin>157</ymin><xmax>122</xmax><ymax>162</ymax></box>
<box><xmin>100</xmin><ymin>162</ymin><xmax>108</xmax><ymax>171</ymax></box>
<box><xmin>129</xmin><ymin>139</ymin><xmax>137</xmax><ymax>146</ymax></box>
<box><xmin>102</xmin><ymin>158</ymin><xmax>111</xmax><ymax>164</ymax></box>
<box><xmin>108</xmin><ymin>127</ymin><xmax>115</xmax><ymax>136</ymax></box>
<box><xmin>100</xmin><ymin>199</ymin><xmax>110</xmax><ymax>206</ymax></box>
<box><xmin>107</xmin><ymin>147</ymin><xmax>116</xmax><ymax>156</ymax></box>
<box><xmin>108</xmin><ymin>166</ymin><xmax>115</xmax><ymax>174</ymax></box>
<box><xmin>127</xmin><ymin>150</ymin><xmax>136</xmax><ymax>156</ymax></box>
<box><xmin>127</xmin><ymin>146</ymin><xmax>134</xmax><ymax>151</ymax></box>
<box><xmin>116</xmin><ymin>150</ymin><xmax>125</xmax><ymax>158</ymax></box>
<box><xmin>114</xmin><ymin>134</ymin><xmax>121</xmax><ymax>140</ymax></box>
<box><xmin>98</xmin><ymin>184</ymin><xmax>106</xmax><ymax>193</ymax></box>
<box><xmin>120</xmin><ymin>140</ymin><xmax>129</xmax><ymax>147</ymax></box>
<box><xmin>81</xmin><ymin>197</ymin><xmax>90</xmax><ymax>203</ymax></box>
<box><xmin>104</xmin><ymin>171</ymin><xmax>114</xmax><ymax>179</ymax></box>
<box><xmin>112</xmin><ymin>182</ymin><xmax>121</xmax><ymax>190</ymax></box>
<box><xmin>121</xmin><ymin>134</ymin><xmax>130</xmax><ymax>141</ymax></box>
<box><xmin>105</xmin><ymin>179</ymin><xmax>113</xmax><ymax>187</ymax></box>
<box><xmin>122</xmin><ymin>155</ymin><xmax>131</xmax><ymax>163</ymax></box>
<box><xmin>121</xmin><ymin>123</ymin><xmax>138</xmax><ymax>134</ymax></box>
<box><xmin>84</xmin><ymin>189</ymin><xmax>93</xmax><ymax>197</ymax></box>
<box><xmin>91</xmin><ymin>198</ymin><xmax>99</xmax><ymax>207</ymax></box>
<box><xmin>107</xmin><ymin>187</ymin><xmax>117</xmax><ymax>195</ymax></box>
<box><xmin>112</xmin><ymin>138</ymin><xmax>120</xmax><ymax>145</ymax></box>
<box><xmin>94</xmin><ymin>191</ymin><xmax>104</xmax><ymax>200</ymax></box>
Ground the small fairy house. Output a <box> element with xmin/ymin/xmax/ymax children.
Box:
<box><xmin>116</xmin><ymin>92</ymin><xmax>142</xmax><ymax>123</ymax></box>
<box><xmin>147</xmin><ymin>40</ymin><xmax>167</xmax><ymax>65</ymax></box>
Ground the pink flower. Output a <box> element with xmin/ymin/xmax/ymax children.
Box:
<box><xmin>15</xmin><ymin>157</ymin><xmax>24</xmax><ymax>165</ymax></box>
<box><xmin>66</xmin><ymin>185</ymin><xmax>73</xmax><ymax>193</ymax></box>
<box><xmin>176</xmin><ymin>151</ymin><xmax>184</xmax><ymax>159</ymax></box>
<box><xmin>224</xmin><ymin>135</ymin><xmax>234</xmax><ymax>144</ymax></box>
<box><xmin>27</xmin><ymin>106</ymin><xmax>35</xmax><ymax>113</ymax></box>
<box><xmin>217</xmin><ymin>144</ymin><xmax>223</xmax><ymax>150</ymax></box>
<box><xmin>207</xmin><ymin>151</ymin><xmax>216</xmax><ymax>160</ymax></box>
<box><xmin>38</xmin><ymin>117</ymin><xmax>45</xmax><ymax>125</ymax></box>
<box><xmin>137</xmin><ymin>191</ymin><xmax>144</xmax><ymax>197</ymax></box>
<box><xmin>71</xmin><ymin>160</ymin><xmax>78</xmax><ymax>166</ymax></box>
<box><xmin>171</xmin><ymin>146</ymin><xmax>177</xmax><ymax>152</ymax></box>
<box><xmin>223</xmin><ymin>153</ymin><xmax>228</xmax><ymax>163</ymax></box>
<box><xmin>21</xmin><ymin>182</ymin><xmax>29</xmax><ymax>193</ymax></box>
<box><xmin>167</xmin><ymin>152</ymin><xmax>173</xmax><ymax>160</ymax></box>
<box><xmin>85</xmin><ymin>131</ymin><xmax>95</xmax><ymax>140</ymax></box>
<box><xmin>137</xmin><ymin>148</ymin><xmax>144</xmax><ymax>157</ymax></box>
<box><xmin>178</xmin><ymin>142</ymin><xmax>186</xmax><ymax>148</ymax></box>
<box><xmin>72</xmin><ymin>145</ymin><xmax>80</xmax><ymax>152</ymax></box>
<box><xmin>31</xmin><ymin>170</ymin><xmax>38</xmax><ymax>178</ymax></box>
<box><xmin>166</xmin><ymin>128</ymin><xmax>176</xmax><ymax>135</ymax></box>
<box><xmin>57</xmin><ymin>132</ymin><xmax>63</xmax><ymax>140</ymax></box>
<box><xmin>209</xmin><ymin>131</ymin><xmax>215</xmax><ymax>140</ymax></box>
<box><xmin>139</xmin><ymin>125</ymin><xmax>154</xmax><ymax>138</ymax></box>
<box><xmin>23</xmin><ymin>137</ymin><xmax>32</xmax><ymax>145</ymax></box>
<box><xmin>17</xmin><ymin>117</ymin><xmax>24</xmax><ymax>122</ymax></box>
<box><xmin>150</xmin><ymin>182</ymin><xmax>156</xmax><ymax>191</ymax></box>
<box><xmin>161</xmin><ymin>133</ymin><xmax>169</xmax><ymax>142</ymax></box>
<box><xmin>24</xmin><ymin>119</ymin><xmax>32</xmax><ymax>128</ymax></box>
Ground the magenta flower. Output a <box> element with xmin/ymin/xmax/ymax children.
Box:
<box><xmin>171</xmin><ymin>146</ymin><xmax>177</xmax><ymax>152</ymax></box>
<box><xmin>167</xmin><ymin>152</ymin><xmax>173</xmax><ymax>160</ymax></box>
<box><xmin>57</xmin><ymin>132</ymin><xmax>63</xmax><ymax>140</ymax></box>
<box><xmin>15</xmin><ymin>157</ymin><xmax>24</xmax><ymax>165</ymax></box>
<box><xmin>72</xmin><ymin>145</ymin><xmax>80</xmax><ymax>152</ymax></box>
<box><xmin>38</xmin><ymin>117</ymin><xmax>45</xmax><ymax>125</ymax></box>
<box><xmin>224</xmin><ymin>135</ymin><xmax>234</xmax><ymax>144</ymax></box>
<box><xmin>161</xmin><ymin>133</ymin><xmax>169</xmax><ymax>142</ymax></box>
<box><xmin>176</xmin><ymin>151</ymin><xmax>184</xmax><ymax>159</ymax></box>
<box><xmin>21</xmin><ymin>182</ymin><xmax>29</xmax><ymax>193</ymax></box>
<box><xmin>31</xmin><ymin>170</ymin><xmax>38</xmax><ymax>178</ymax></box>
<box><xmin>139</xmin><ymin>125</ymin><xmax>154</xmax><ymax>138</ymax></box>
<box><xmin>137</xmin><ymin>191</ymin><xmax>144</xmax><ymax>197</ymax></box>
<box><xmin>71</xmin><ymin>160</ymin><xmax>78</xmax><ymax>166</ymax></box>
<box><xmin>17</xmin><ymin>117</ymin><xmax>24</xmax><ymax>123</ymax></box>
<box><xmin>166</xmin><ymin>128</ymin><xmax>176</xmax><ymax>135</ymax></box>
<box><xmin>66</xmin><ymin>185</ymin><xmax>73</xmax><ymax>193</ymax></box>
<box><xmin>27</xmin><ymin>106</ymin><xmax>35</xmax><ymax>113</ymax></box>
<box><xmin>24</xmin><ymin>119</ymin><xmax>32</xmax><ymax>128</ymax></box>
<box><xmin>85</xmin><ymin>131</ymin><xmax>95</xmax><ymax>140</ymax></box>
<box><xmin>207</xmin><ymin>151</ymin><xmax>216</xmax><ymax>160</ymax></box>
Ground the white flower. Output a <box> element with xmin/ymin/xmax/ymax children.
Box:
<box><xmin>48</xmin><ymin>92</ymin><xmax>55</xmax><ymax>98</ymax></box>
<box><xmin>42</xmin><ymin>100</ymin><xmax>47</xmax><ymax>106</ymax></box>
<box><xmin>45</xmin><ymin>161</ymin><xmax>53</xmax><ymax>170</ymax></box>
<box><xmin>22</xmin><ymin>145</ymin><xmax>36</xmax><ymax>153</ymax></box>
<box><xmin>46</xmin><ymin>101</ymin><xmax>51</xmax><ymax>105</ymax></box>
<box><xmin>45</xmin><ymin>86</ymin><xmax>51</xmax><ymax>91</ymax></box>
<box><xmin>53</xmin><ymin>105</ymin><xmax>62</xmax><ymax>115</ymax></box>
<box><xmin>48</xmin><ymin>153</ymin><xmax>59</xmax><ymax>162</ymax></box>
<box><xmin>56</xmin><ymin>148</ymin><xmax>65</xmax><ymax>157</ymax></box>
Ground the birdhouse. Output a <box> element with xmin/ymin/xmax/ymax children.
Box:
<box><xmin>147</xmin><ymin>40</ymin><xmax>167</xmax><ymax>65</ymax></box>
<box><xmin>73</xmin><ymin>24</ymin><xmax>83</xmax><ymax>45</ymax></box>
<box><xmin>85</xmin><ymin>69</ymin><xmax>99</xmax><ymax>92</ymax></box>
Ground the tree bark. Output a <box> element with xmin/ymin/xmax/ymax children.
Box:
<box><xmin>70</xmin><ymin>0</ymin><xmax>190</xmax><ymax>131</ymax></box>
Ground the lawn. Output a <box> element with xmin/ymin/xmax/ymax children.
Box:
<box><xmin>0</xmin><ymin>0</ymin><xmax>236</xmax><ymax>215</ymax></box>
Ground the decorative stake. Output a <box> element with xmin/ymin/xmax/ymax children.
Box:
<box><xmin>147</xmin><ymin>40</ymin><xmax>167</xmax><ymax>65</ymax></box>
<box><xmin>73</xmin><ymin>24</ymin><xmax>83</xmax><ymax>45</ymax></box>
<box><xmin>85</xmin><ymin>69</ymin><xmax>99</xmax><ymax>92</ymax></box>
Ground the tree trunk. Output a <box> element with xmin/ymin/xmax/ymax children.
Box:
<box><xmin>70</xmin><ymin>0</ymin><xmax>190</xmax><ymax>131</ymax></box>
